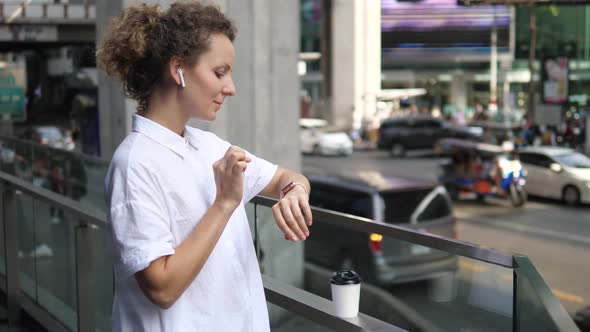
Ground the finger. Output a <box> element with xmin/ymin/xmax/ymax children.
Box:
<box><xmin>299</xmin><ymin>199</ymin><xmax>313</xmax><ymax>227</ymax></box>
<box><xmin>232</xmin><ymin>161</ymin><xmax>248</xmax><ymax>174</ymax></box>
<box><xmin>227</xmin><ymin>150</ymin><xmax>250</xmax><ymax>167</ymax></box>
<box><xmin>289</xmin><ymin>198</ymin><xmax>309</xmax><ymax>237</ymax></box>
<box><xmin>280</xmin><ymin>200</ymin><xmax>306</xmax><ymax>240</ymax></box>
<box><xmin>228</xmin><ymin>146</ymin><xmax>246</xmax><ymax>158</ymax></box>
<box><xmin>272</xmin><ymin>204</ymin><xmax>298</xmax><ymax>242</ymax></box>
<box><xmin>224</xmin><ymin>146</ymin><xmax>237</xmax><ymax>158</ymax></box>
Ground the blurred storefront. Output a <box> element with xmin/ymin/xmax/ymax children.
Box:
<box><xmin>300</xmin><ymin>0</ymin><xmax>590</xmax><ymax>138</ymax></box>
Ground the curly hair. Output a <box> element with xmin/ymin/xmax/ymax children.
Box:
<box><xmin>96</xmin><ymin>2</ymin><xmax>236</xmax><ymax>114</ymax></box>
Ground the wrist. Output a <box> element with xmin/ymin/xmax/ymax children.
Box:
<box><xmin>213</xmin><ymin>198</ymin><xmax>239</xmax><ymax>215</ymax></box>
<box><xmin>280</xmin><ymin>181</ymin><xmax>308</xmax><ymax>199</ymax></box>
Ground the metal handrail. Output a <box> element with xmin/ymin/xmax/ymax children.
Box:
<box><xmin>251</xmin><ymin>196</ymin><xmax>515</xmax><ymax>268</ymax></box>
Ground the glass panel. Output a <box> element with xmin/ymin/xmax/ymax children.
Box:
<box><xmin>30</xmin><ymin>144</ymin><xmax>53</xmax><ymax>191</ymax></box>
<box><xmin>0</xmin><ymin>139</ymin><xmax>17</xmax><ymax>176</ymax></box>
<box><xmin>515</xmin><ymin>271</ymin><xmax>554</xmax><ymax>332</ymax></box>
<box><xmin>77</xmin><ymin>158</ymin><xmax>108</xmax><ymax>213</ymax></box>
<box><xmin>16</xmin><ymin>192</ymin><xmax>36</xmax><ymax>299</ymax></box>
<box><xmin>515</xmin><ymin>257</ymin><xmax>577</xmax><ymax>332</ymax></box>
<box><xmin>15</xmin><ymin>140</ymin><xmax>35</xmax><ymax>182</ymax></box>
<box><xmin>249</xmin><ymin>203</ymin><xmax>514</xmax><ymax>331</ymax></box>
<box><xmin>93</xmin><ymin>226</ymin><xmax>113</xmax><ymax>332</ymax></box>
<box><xmin>248</xmin><ymin>204</ymin><xmax>305</xmax><ymax>283</ymax></box>
<box><xmin>33</xmin><ymin>199</ymin><xmax>78</xmax><ymax>331</ymax></box>
<box><xmin>267</xmin><ymin>302</ymin><xmax>332</xmax><ymax>332</ymax></box>
<box><xmin>0</xmin><ymin>136</ymin><xmax>109</xmax><ymax>214</ymax></box>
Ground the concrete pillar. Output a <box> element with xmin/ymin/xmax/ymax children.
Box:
<box><xmin>330</xmin><ymin>0</ymin><xmax>381</xmax><ymax>130</ymax></box>
<box><xmin>206</xmin><ymin>0</ymin><xmax>303</xmax><ymax>298</ymax></box>
<box><xmin>450</xmin><ymin>74</ymin><xmax>468</xmax><ymax>113</ymax></box>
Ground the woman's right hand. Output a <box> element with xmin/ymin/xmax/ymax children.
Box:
<box><xmin>213</xmin><ymin>146</ymin><xmax>252</xmax><ymax>211</ymax></box>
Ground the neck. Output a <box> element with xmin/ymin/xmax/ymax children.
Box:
<box><xmin>142</xmin><ymin>86</ymin><xmax>188</xmax><ymax>136</ymax></box>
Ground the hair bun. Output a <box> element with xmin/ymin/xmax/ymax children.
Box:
<box><xmin>97</xmin><ymin>4</ymin><xmax>161</xmax><ymax>79</ymax></box>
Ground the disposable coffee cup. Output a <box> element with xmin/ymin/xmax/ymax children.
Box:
<box><xmin>330</xmin><ymin>270</ymin><xmax>361</xmax><ymax>318</ymax></box>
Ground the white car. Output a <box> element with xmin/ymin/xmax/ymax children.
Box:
<box><xmin>299</xmin><ymin>118</ymin><xmax>353</xmax><ymax>156</ymax></box>
<box><xmin>519</xmin><ymin>147</ymin><xmax>590</xmax><ymax>205</ymax></box>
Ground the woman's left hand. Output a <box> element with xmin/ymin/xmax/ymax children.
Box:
<box><xmin>271</xmin><ymin>186</ymin><xmax>313</xmax><ymax>242</ymax></box>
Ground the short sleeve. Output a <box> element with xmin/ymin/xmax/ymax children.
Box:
<box><xmin>106</xmin><ymin>157</ymin><xmax>175</xmax><ymax>280</ymax></box>
<box><xmin>202</xmin><ymin>131</ymin><xmax>278</xmax><ymax>203</ymax></box>
<box><xmin>243</xmin><ymin>151</ymin><xmax>278</xmax><ymax>203</ymax></box>
<box><xmin>109</xmin><ymin>201</ymin><xmax>175</xmax><ymax>280</ymax></box>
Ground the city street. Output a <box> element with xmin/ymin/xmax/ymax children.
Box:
<box><xmin>303</xmin><ymin>150</ymin><xmax>590</xmax><ymax>316</ymax></box>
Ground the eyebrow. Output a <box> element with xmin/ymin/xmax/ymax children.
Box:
<box><xmin>215</xmin><ymin>64</ymin><xmax>232</xmax><ymax>72</ymax></box>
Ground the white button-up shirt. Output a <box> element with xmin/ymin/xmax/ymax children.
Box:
<box><xmin>105</xmin><ymin>114</ymin><xmax>277</xmax><ymax>332</ymax></box>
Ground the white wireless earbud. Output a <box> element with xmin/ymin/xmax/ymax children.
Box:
<box><xmin>177</xmin><ymin>68</ymin><xmax>186</xmax><ymax>88</ymax></box>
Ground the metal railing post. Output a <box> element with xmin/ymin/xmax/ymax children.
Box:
<box><xmin>63</xmin><ymin>3</ymin><xmax>68</xmax><ymax>19</ymax></box>
<box><xmin>75</xmin><ymin>221</ymin><xmax>95</xmax><ymax>332</ymax></box>
<box><xmin>2</xmin><ymin>183</ymin><xmax>21</xmax><ymax>327</ymax></box>
<box><xmin>42</xmin><ymin>3</ymin><xmax>47</xmax><ymax>18</ymax></box>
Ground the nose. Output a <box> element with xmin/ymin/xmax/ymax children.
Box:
<box><xmin>222</xmin><ymin>77</ymin><xmax>236</xmax><ymax>96</ymax></box>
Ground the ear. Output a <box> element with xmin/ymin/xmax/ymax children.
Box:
<box><xmin>168</xmin><ymin>57</ymin><xmax>184</xmax><ymax>87</ymax></box>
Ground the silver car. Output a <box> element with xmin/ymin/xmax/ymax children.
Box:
<box><xmin>519</xmin><ymin>147</ymin><xmax>590</xmax><ymax>205</ymax></box>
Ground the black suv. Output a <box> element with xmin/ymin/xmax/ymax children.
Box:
<box><xmin>377</xmin><ymin>117</ymin><xmax>478</xmax><ymax>157</ymax></box>
<box><xmin>305</xmin><ymin>173</ymin><xmax>458</xmax><ymax>287</ymax></box>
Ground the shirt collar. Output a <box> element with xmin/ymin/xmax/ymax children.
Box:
<box><xmin>182</xmin><ymin>126</ymin><xmax>201</xmax><ymax>151</ymax></box>
<box><xmin>132</xmin><ymin>114</ymin><xmax>195</xmax><ymax>158</ymax></box>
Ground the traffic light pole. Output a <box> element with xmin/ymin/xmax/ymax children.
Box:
<box><xmin>528</xmin><ymin>3</ymin><xmax>537</xmax><ymax>121</ymax></box>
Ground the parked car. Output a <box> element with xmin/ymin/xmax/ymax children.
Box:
<box><xmin>377</xmin><ymin>116</ymin><xmax>479</xmax><ymax>157</ymax></box>
<box><xmin>305</xmin><ymin>172</ymin><xmax>458</xmax><ymax>287</ymax></box>
<box><xmin>20</xmin><ymin>126</ymin><xmax>75</xmax><ymax>151</ymax></box>
<box><xmin>519</xmin><ymin>147</ymin><xmax>590</xmax><ymax>205</ymax></box>
<box><xmin>300</xmin><ymin>118</ymin><xmax>353</xmax><ymax>156</ymax></box>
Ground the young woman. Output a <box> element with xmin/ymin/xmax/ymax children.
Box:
<box><xmin>98</xmin><ymin>3</ymin><xmax>312</xmax><ymax>331</ymax></box>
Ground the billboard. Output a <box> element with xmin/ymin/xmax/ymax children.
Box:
<box><xmin>0</xmin><ymin>65</ymin><xmax>27</xmax><ymax>122</ymax></box>
<box><xmin>542</xmin><ymin>56</ymin><xmax>569</xmax><ymax>104</ymax></box>
<box><xmin>382</xmin><ymin>0</ymin><xmax>513</xmax><ymax>64</ymax></box>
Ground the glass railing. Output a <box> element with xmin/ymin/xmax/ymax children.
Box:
<box><xmin>248</xmin><ymin>197</ymin><xmax>579</xmax><ymax>332</ymax></box>
<box><xmin>0</xmin><ymin>135</ymin><xmax>108</xmax><ymax>213</ymax></box>
<box><xmin>0</xmin><ymin>171</ymin><xmax>404</xmax><ymax>331</ymax></box>
<box><xmin>0</xmin><ymin>139</ymin><xmax>580</xmax><ymax>331</ymax></box>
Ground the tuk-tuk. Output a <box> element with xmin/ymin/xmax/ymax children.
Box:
<box><xmin>436</xmin><ymin>138</ymin><xmax>527</xmax><ymax>207</ymax></box>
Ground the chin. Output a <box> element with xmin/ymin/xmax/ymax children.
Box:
<box><xmin>189</xmin><ymin>110</ymin><xmax>217</xmax><ymax>122</ymax></box>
